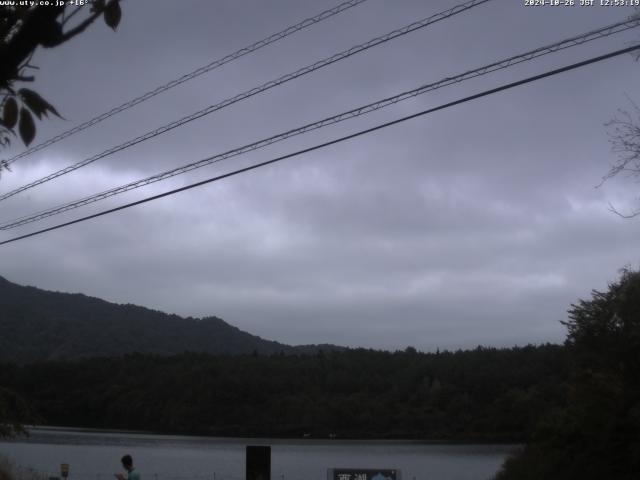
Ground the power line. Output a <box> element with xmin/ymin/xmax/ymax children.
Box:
<box><xmin>2</xmin><ymin>17</ymin><xmax>638</xmax><ymax>231</ymax></box>
<box><xmin>0</xmin><ymin>0</ymin><xmax>493</xmax><ymax>203</ymax></box>
<box><xmin>2</xmin><ymin>0</ymin><xmax>371</xmax><ymax>166</ymax></box>
<box><xmin>1</xmin><ymin>44</ymin><xmax>638</xmax><ymax>247</ymax></box>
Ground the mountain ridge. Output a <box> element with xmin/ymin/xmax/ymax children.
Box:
<box><xmin>0</xmin><ymin>275</ymin><xmax>341</xmax><ymax>363</ymax></box>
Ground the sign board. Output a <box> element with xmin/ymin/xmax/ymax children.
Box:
<box><xmin>328</xmin><ymin>469</ymin><xmax>399</xmax><ymax>480</ymax></box>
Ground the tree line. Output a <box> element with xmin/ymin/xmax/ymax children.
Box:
<box><xmin>0</xmin><ymin>344</ymin><xmax>568</xmax><ymax>441</ymax></box>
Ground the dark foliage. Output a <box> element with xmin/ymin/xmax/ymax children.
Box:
<box><xmin>0</xmin><ymin>386</ymin><xmax>37</xmax><ymax>438</ymax></box>
<box><xmin>496</xmin><ymin>268</ymin><xmax>640</xmax><ymax>480</ymax></box>
<box><xmin>0</xmin><ymin>345</ymin><xmax>568</xmax><ymax>440</ymax></box>
<box><xmin>0</xmin><ymin>2</ymin><xmax>120</xmax><ymax>150</ymax></box>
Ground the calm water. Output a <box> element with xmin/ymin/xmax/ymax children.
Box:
<box><xmin>0</xmin><ymin>428</ymin><xmax>516</xmax><ymax>480</ymax></box>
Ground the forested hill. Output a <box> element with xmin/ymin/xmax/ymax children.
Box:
<box><xmin>0</xmin><ymin>275</ymin><xmax>336</xmax><ymax>363</ymax></box>
<box><xmin>1</xmin><ymin>345</ymin><xmax>569</xmax><ymax>439</ymax></box>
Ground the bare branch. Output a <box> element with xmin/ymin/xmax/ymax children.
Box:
<box><xmin>607</xmin><ymin>201</ymin><xmax>640</xmax><ymax>219</ymax></box>
<box><xmin>602</xmin><ymin>101</ymin><xmax>640</xmax><ymax>184</ymax></box>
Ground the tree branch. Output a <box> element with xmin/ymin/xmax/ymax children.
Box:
<box><xmin>608</xmin><ymin>201</ymin><xmax>640</xmax><ymax>219</ymax></box>
<box><xmin>56</xmin><ymin>6</ymin><xmax>105</xmax><ymax>45</ymax></box>
<box><xmin>61</xmin><ymin>5</ymin><xmax>83</xmax><ymax>27</ymax></box>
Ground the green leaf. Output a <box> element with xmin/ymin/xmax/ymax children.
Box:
<box><xmin>104</xmin><ymin>0</ymin><xmax>121</xmax><ymax>31</ymax></box>
<box><xmin>3</xmin><ymin>97</ymin><xmax>18</xmax><ymax>129</ymax></box>
<box><xmin>18</xmin><ymin>107</ymin><xmax>35</xmax><ymax>146</ymax></box>
<box><xmin>18</xmin><ymin>88</ymin><xmax>61</xmax><ymax>120</ymax></box>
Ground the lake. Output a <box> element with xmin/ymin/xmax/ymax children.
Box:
<box><xmin>0</xmin><ymin>428</ymin><xmax>516</xmax><ymax>480</ymax></box>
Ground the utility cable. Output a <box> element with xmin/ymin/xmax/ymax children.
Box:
<box><xmin>1</xmin><ymin>17</ymin><xmax>637</xmax><ymax>230</ymax></box>
<box><xmin>0</xmin><ymin>0</ymin><xmax>493</xmax><ymax>202</ymax></box>
<box><xmin>1</xmin><ymin>0</ymin><xmax>372</xmax><ymax>166</ymax></box>
<box><xmin>1</xmin><ymin>44</ymin><xmax>638</xmax><ymax>247</ymax></box>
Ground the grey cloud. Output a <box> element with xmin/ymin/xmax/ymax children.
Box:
<box><xmin>1</xmin><ymin>0</ymin><xmax>640</xmax><ymax>351</ymax></box>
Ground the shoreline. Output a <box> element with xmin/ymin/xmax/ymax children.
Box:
<box><xmin>12</xmin><ymin>425</ymin><xmax>523</xmax><ymax>446</ymax></box>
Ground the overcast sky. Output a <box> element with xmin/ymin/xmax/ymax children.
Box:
<box><xmin>1</xmin><ymin>0</ymin><xmax>639</xmax><ymax>351</ymax></box>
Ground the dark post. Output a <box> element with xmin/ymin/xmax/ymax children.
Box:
<box><xmin>246</xmin><ymin>445</ymin><xmax>271</xmax><ymax>480</ymax></box>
